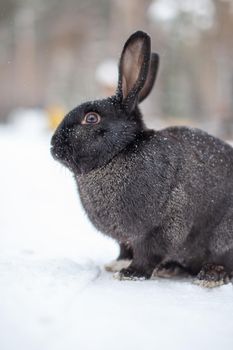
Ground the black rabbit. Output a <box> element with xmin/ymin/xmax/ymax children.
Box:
<box><xmin>51</xmin><ymin>31</ymin><xmax>233</xmax><ymax>287</ymax></box>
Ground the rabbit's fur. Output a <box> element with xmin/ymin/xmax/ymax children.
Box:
<box><xmin>51</xmin><ymin>31</ymin><xmax>233</xmax><ymax>287</ymax></box>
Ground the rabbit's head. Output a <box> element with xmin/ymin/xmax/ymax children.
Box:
<box><xmin>51</xmin><ymin>31</ymin><xmax>159</xmax><ymax>174</ymax></box>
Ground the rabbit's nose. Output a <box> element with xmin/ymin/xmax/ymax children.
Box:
<box><xmin>50</xmin><ymin>132</ymin><xmax>58</xmax><ymax>148</ymax></box>
<box><xmin>50</xmin><ymin>129</ymin><xmax>72</xmax><ymax>161</ymax></box>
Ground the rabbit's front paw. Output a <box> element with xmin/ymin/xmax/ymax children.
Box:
<box><xmin>105</xmin><ymin>259</ymin><xmax>132</xmax><ymax>272</ymax></box>
<box><xmin>193</xmin><ymin>264</ymin><xmax>230</xmax><ymax>288</ymax></box>
<box><xmin>114</xmin><ymin>266</ymin><xmax>150</xmax><ymax>281</ymax></box>
<box><xmin>152</xmin><ymin>262</ymin><xmax>189</xmax><ymax>279</ymax></box>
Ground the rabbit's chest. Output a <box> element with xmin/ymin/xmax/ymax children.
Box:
<box><xmin>76</xmin><ymin>170</ymin><xmax>131</xmax><ymax>241</ymax></box>
<box><xmin>76</xmin><ymin>162</ymin><xmax>152</xmax><ymax>242</ymax></box>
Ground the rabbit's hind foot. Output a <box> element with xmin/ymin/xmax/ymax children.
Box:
<box><xmin>193</xmin><ymin>263</ymin><xmax>230</xmax><ymax>288</ymax></box>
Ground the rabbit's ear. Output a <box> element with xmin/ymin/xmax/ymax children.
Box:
<box><xmin>116</xmin><ymin>31</ymin><xmax>151</xmax><ymax>112</ymax></box>
<box><xmin>138</xmin><ymin>53</ymin><xmax>159</xmax><ymax>103</ymax></box>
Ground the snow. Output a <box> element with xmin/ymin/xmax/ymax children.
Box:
<box><xmin>0</xmin><ymin>118</ymin><xmax>233</xmax><ymax>350</ymax></box>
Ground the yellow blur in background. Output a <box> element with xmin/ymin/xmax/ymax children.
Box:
<box><xmin>47</xmin><ymin>105</ymin><xmax>66</xmax><ymax>130</ymax></box>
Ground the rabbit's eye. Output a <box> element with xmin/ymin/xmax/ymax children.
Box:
<box><xmin>82</xmin><ymin>112</ymin><xmax>100</xmax><ymax>125</ymax></box>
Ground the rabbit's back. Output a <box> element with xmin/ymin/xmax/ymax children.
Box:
<box><xmin>160</xmin><ymin>126</ymin><xmax>233</xmax><ymax>244</ymax></box>
<box><xmin>164</xmin><ymin>126</ymin><xmax>233</xmax><ymax>166</ymax></box>
<box><xmin>163</xmin><ymin>126</ymin><xmax>233</xmax><ymax>206</ymax></box>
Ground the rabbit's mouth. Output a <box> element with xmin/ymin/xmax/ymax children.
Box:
<box><xmin>50</xmin><ymin>129</ymin><xmax>75</xmax><ymax>166</ymax></box>
<box><xmin>50</xmin><ymin>143</ymin><xmax>71</xmax><ymax>163</ymax></box>
<box><xmin>50</xmin><ymin>143</ymin><xmax>94</xmax><ymax>175</ymax></box>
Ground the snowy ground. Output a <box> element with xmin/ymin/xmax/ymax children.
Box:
<box><xmin>0</xmin><ymin>117</ymin><xmax>233</xmax><ymax>350</ymax></box>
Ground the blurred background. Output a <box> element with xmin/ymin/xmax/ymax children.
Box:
<box><xmin>0</xmin><ymin>0</ymin><xmax>233</xmax><ymax>138</ymax></box>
